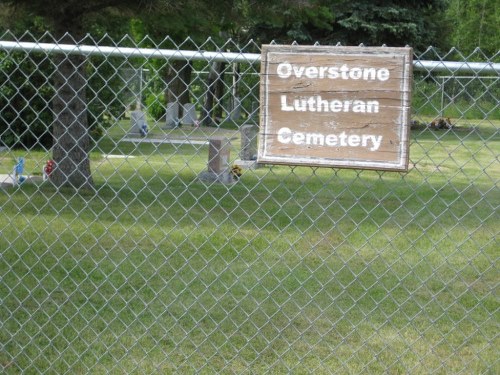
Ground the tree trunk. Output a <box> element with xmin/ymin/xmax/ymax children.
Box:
<box><xmin>200</xmin><ymin>60</ymin><xmax>225</xmax><ymax>127</ymax></box>
<box><xmin>165</xmin><ymin>60</ymin><xmax>192</xmax><ymax>118</ymax></box>
<box><xmin>213</xmin><ymin>62</ymin><xmax>226</xmax><ymax>120</ymax></box>
<box><xmin>51</xmin><ymin>53</ymin><xmax>94</xmax><ymax>189</ymax></box>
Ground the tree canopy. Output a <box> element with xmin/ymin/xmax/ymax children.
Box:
<box><xmin>446</xmin><ymin>0</ymin><xmax>499</xmax><ymax>55</ymax></box>
<box><xmin>328</xmin><ymin>0</ymin><xmax>449</xmax><ymax>51</ymax></box>
<box><xmin>1</xmin><ymin>0</ymin><xmax>498</xmax><ymax>53</ymax></box>
<box><xmin>0</xmin><ymin>0</ymin><xmax>169</xmax><ymax>189</ymax></box>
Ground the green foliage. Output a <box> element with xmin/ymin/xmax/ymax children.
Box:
<box><xmin>328</xmin><ymin>0</ymin><xmax>450</xmax><ymax>51</ymax></box>
<box><xmin>0</xmin><ymin>0</ymin><xmax>495</xmax><ymax>151</ymax></box>
<box><xmin>244</xmin><ymin>0</ymin><xmax>336</xmax><ymax>43</ymax></box>
<box><xmin>0</xmin><ymin>51</ymin><xmax>54</xmax><ymax>149</ymax></box>
<box><xmin>446</xmin><ymin>0</ymin><xmax>499</xmax><ymax>55</ymax></box>
<box><xmin>145</xmin><ymin>92</ymin><xmax>166</xmax><ymax>121</ymax></box>
<box><xmin>0</xmin><ymin>51</ymin><xmax>114</xmax><ymax>149</ymax></box>
<box><xmin>86</xmin><ymin>56</ymin><xmax>131</xmax><ymax>120</ymax></box>
<box><xmin>239</xmin><ymin>0</ymin><xmax>450</xmax><ymax>50</ymax></box>
<box><xmin>412</xmin><ymin>75</ymin><xmax>500</xmax><ymax>121</ymax></box>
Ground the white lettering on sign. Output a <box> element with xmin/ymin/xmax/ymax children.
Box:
<box><xmin>276</xmin><ymin>63</ymin><xmax>390</xmax><ymax>81</ymax></box>
<box><xmin>277</xmin><ymin>127</ymin><xmax>383</xmax><ymax>151</ymax></box>
<box><xmin>280</xmin><ymin>95</ymin><xmax>379</xmax><ymax>113</ymax></box>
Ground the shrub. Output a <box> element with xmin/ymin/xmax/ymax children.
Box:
<box><xmin>0</xmin><ymin>52</ymin><xmax>54</xmax><ymax>149</ymax></box>
<box><xmin>145</xmin><ymin>92</ymin><xmax>166</xmax><ymax>121</ymax></box>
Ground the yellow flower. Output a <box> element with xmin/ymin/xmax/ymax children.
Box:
<box><xmin>231</xmin><ymin>165</ymin><xmax>242</xmax><ymax>179</ymax></box>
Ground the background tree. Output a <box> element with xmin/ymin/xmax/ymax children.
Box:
<box><xmin>242</xmin><ymin>0</ymin><xmax>449</xmax><ymax>51</ymax></box>
<box><xmin>235</xmin><ymin>0</ymin><xmax>335</xmax><ymax>44</ymax></box>
<box><xmin>0</xmin><ymin>14</ymin><xmax>55</xmax><ymax>149</ymax></box>
<box><xmin>446</xmin><ymin>0</ymin><xmax>499</xmax><ymax>56</ymax></box>
<box><xmin>326</xmin><ymin>0</ymin><xmax>449</xmax><ymax>51</ymax></box>
<box><xmin>133</xmin><ymin>0</ymin><xmax>237</xmax><ymax>126</ymax></box>
<box><xmin>0</xmin><ymin>0</ymin><xmax>167</xmax><ymax>189</ymax></box>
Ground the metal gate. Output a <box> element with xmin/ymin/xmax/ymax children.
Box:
<box><xmin>1</xmin><ymin>33</ymin><xmax>498</xmax><ymax>374</ymax></box>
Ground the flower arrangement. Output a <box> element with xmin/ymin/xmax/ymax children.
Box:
<box><xmin>231</xmin><ymin>164</ymin><xmax>242</xmax><ymax>180</ymax></box>
<box><xmin>43</xmin><ymin>160</ymin><xmax>55</xmax><ymax>180</ymax></box>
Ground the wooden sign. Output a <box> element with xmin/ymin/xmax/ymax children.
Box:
<box><xmin>258</xmin><ymin>45</ymin><xmax>413</xmax><ymax>171</ymax></box>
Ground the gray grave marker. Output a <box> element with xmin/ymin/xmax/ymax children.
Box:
<box><xmin>230</xmin><ymin>97</ymin><xmax>241</xmax><ymax>121</ymax></box>
<box><xmin>240</xmin><ymin>124</ymin><xmax>258</xmax><ymax>160</ymax></box>
<box><xmin>165</xmin><ymin>102</ymin><xmax>179</xmax><ymax>128</ymax></box>
<box><xmin>235</xmin><ymin>124</ymin><xmax>260</xmax><ymax>169</ymax></box>
<box><xmin>130</xmin><ymin>110</ymin><xmax>148</xmax><ymax>136</ymax></box>
<box><xmin>181</xmin><ymin>103</ymin><xmax>197</xmax><ymax>125</ymax></box>
<box><xmin>199</xmin><ymin>137</ymin><xmax>236</xmax><ymax>184</ymax></box>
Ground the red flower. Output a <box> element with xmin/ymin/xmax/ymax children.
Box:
<box><xmin>44</xmin><ymin>160</ymin><xmax>55</xmax><ymax>176</ymax></box>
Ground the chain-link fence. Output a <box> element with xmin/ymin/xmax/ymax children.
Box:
<box><xmin>1</xmin><ymin>32</ymin><xmax>498</xmax><ymax>374</ymax></box>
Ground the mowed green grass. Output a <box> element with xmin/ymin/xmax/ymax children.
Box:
<box><xmin>0</xmin><ymin>121</ymin><xmax>498</xmax><ymax>374</ymax></box>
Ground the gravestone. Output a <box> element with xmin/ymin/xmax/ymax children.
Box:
<box><xmin>235</xmin><ymin>124</ymin><xmax>260</xmax><ymax>169</ymax></box>
<box><xmin>181</xmin><ymin>103</ymin><xmax>197</xmax><ymax>126</ymax></box>
<box><xmin>240</xmin><ymin>124</ymin><xmax>258</xmax><ymax>160</ymax></box>
<box><xmin>230</xmin><ymin>97</ymin><xmax>241</xmax><ymax>121</ymax></box>
<box><xmin>130</xmin><ymin>110</ymin><xmax>148</xmax><ymax>136</ymax></box>
<box><xmin>199</xmin><ymin>137</ymin><xmax>235</xmax><ymax>184</ymax></box>
<box><xmin>165</xmin><ymin>102</ymin><xmax>179</xmax><ymax>128</ymax></box>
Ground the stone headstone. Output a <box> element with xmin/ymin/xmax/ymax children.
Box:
<box><xmin>181</xmin><ymin>103</ymin><xmax>197</xmax><ymax>126</ymax></box>
<box><xmin>130</xmin><ymin>110</ymin><xmax>148</xmax><ymax>135</ymax></box>
<box><xmin>239</xmin><ymin>124</ymin><xmax>258</xmax><ymax>161</ymax></box>
<box><xmin>230</xmin><ymin>97</ymin><xmax>241</xmax><ymax>121</ymax></box>
<box><xmin>234</xmin><ymin>123</ymin><xmax>260</xmax><ymax>169</ymax></box>
<box><xmin>199</xmin><ymin>137</ymin><xmax>235</xmax><ymax>184</ymax></box>
<box><xmin>165</xmin><ymin>102</ymin><xmax>179</xmax><ymax>128</ymax></box>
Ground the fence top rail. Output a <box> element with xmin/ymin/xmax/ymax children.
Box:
<box><xmin>1</xmin><ymin>40</ymin><xmax>499</xmax><ymax>74</ymax></box>
<box><xmin>0</xmin><ymin>40</ymin><xmax>262</xmax><ymax>64</ymax></box>
<box><xmin>413</xmin><ymin>60</ymin><xmax>500</xmax><ymax>74</ymax></box>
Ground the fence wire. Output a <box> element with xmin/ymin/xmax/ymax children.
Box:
<box><xmin>0</xmin><ymin>32</ymin><xmax>498</xmax><ymax>374</ymax></box>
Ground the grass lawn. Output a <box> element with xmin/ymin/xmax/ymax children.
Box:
<box><xmin>0</xmin><ymin>119</ymin><xmax>498</xmax><ymax>374</ymax></box>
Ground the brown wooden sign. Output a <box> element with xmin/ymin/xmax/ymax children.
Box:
<box><xmin>258</xmin><ymin>45</ymin><xmax>413</xmax><ymax>171</ymax></box>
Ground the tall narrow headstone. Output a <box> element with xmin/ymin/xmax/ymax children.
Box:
<box><xmin>130</xmin><ymin>110</ymin><xmax>148</xmax><ymax>136</ymax></box>
<box><xmin>230</xmin><ymin>97</ymin><xmax>241</xmax><ymax>121</ymax></box>
<box><xmin>239</xmin><ymin>124</ymin><xmax>258</xmax><ymax>160</ymax></box>
<box><xmin>165</xmin><ymin>102</ymin><xmax>179</xmax><ymax>128</ymax></box>
<box><xmin>181</xmin><ymin>103</ymin><xmax>197</xmax><ymax>126</ymax></box>
<box><xmin>235</xmin><ymin>124</ymin><xmax>260</xmax><ymax>169</ymax></box>
<box><xmin>199</xmin><ymin>137</ymin><xmax>235</xmax><ymax>184</ymax></box>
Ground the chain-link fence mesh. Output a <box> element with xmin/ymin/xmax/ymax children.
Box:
<box><xmin>1</xmin><ymin>32</ymin><xmax>498</xmax><ymax>374</ymax></box>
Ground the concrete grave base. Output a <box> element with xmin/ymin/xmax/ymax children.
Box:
<box><xmin>198</xmin><ymin>171</ymin><xmax>237</xmax><ymax>185</ymax></box>
<box><xmin>233</xmin><ymin>159</ymin><xmax>261</xmax><ymax>169</ymax></box>
<box><xmin>0</xmin><ymin>174</ymin><xmax>15</xmax><ymax>188</ymax></box>
<box><xmin>0</xmin><ymin>174</ymin><xmax>44</xmax><ymax>188</ymax></box>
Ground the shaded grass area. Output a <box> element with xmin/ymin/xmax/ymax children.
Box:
<box><xmin>412</xmin><ymin>78</ymin><xmax>500</xmax><ymax>121</ymax></box>
<box><xmin>0</xmin><ymin>122</ymin><xmax>498</xmax><ymax>373</ymax></box>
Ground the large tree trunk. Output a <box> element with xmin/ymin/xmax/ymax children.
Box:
<box><xmin>165</xmin><ymin>60</ymin><xmax>192</xmax><ymax>119</ymax></box>
<box><xmin>50</xmin><ymin>53</ymin><xmax>94</xmax><ymax>189</ymax></box>
<box><xmin>213</xmin><ymin>62</ymin><xmax>226</xmax><ymax>120</ymax></box>
<box><xmin>165</xmin><ymin>61</ymin><xmax>192</xmax><ymax>103</ymax></box>
<box><xmin>200</xmin><ymin>60</ymin><xmax>225</xmax><ymax>127</ymax></box>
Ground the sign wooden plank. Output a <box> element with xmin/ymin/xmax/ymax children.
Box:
<box><xmin>258</xmin><ymin>45</ymin><xmax>413</xmax><ymax>171</ymax></box>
